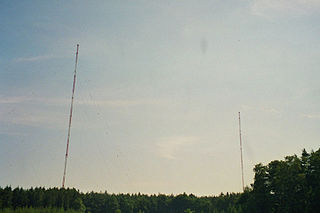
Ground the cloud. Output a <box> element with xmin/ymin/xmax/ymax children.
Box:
<box><xmin>0</xmin><ymin>130</ymin><xmax>27</xmax><ymax>137</ymax></box>
<box><xmin>0</xmin><ymin>96</ymin><xmax>67</xmax><ymax>128</ymax></box>
<box><xmin>0</xmin><ymin>96</ymin><xmax>164</xmax><ymax>108</ymax></box>
<box><xmin>0</xmin><ymin>96</ymin><xmax>167</xmax><ymax>108</ymax></box>
<box><xmin>0</xmin><ymin>96</ymin><xmax>31</xmax><ymax>104</ymax></box>
<box><xmin>301</xmin><ymin>113</ymin><xmax>320</xmax><ymax>119</ymax></box>
<box><xmin>156</xmin><ymin>136</ymin><xmax>199</xmax><ymax>160</ymax></box>
<box><xmin>0</xmin><ymin>96</ymin><xmax>68</xmax><ymax>106</ymax></box>
<box><xmin>250</xmin><ymin>0</ymin><xmax>320</xmax><ymax>17</ymax></box>
<box><xmin>241</xmin><ymin>105</ymin><xmax>281</xmax><ymax>114</ymax></box>
<box><xmin>4</xmin><ymin>112</ymin><xmax>65</xmax><ymax>128</ymax></box>
<box><xmin>13</xmin><ymin>55</ymin><xmax>58</xmax><ymax>63</ymax></box>
<box><xmin>77</xmin><ymin>98</ymin><xmax>167</xmax><ymax>108</ymax></box>
<box><xmin>0</xmin><ymin>95</ymin><xmax>168</xmax><ymax>128</ymax></box>
<box><xmin>0</xmin><ymin>105</ymin><xmax>66</xmax><ymax>129</ymax></box>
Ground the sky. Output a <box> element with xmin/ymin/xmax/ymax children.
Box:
<box><xmin>0</xmin><ymin>0</ymin><xmax>320</xmax><ymax>196</ymax></box>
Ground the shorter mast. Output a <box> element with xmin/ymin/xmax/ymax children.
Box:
<box><xmin>62</xmin><ymin>44</ymin><xmax>79</xmax><ymax>188</ymax></box>
<box><xmin>238</xmin><ymin>112</ymin><xmax>245</xmax><ymax>191</ymax></box>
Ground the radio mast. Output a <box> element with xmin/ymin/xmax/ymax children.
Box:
<box><xmin>62</xmin><ymin>44</ymin><xmax>79</xmax><ymax>188</ymax></box>
<box><xmin>238</xmin><ymin>112</ymin><xmax>245</xmax><ymax>191</ymax></box>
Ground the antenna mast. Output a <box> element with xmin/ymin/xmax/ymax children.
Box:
<box><xmin>62</xmin><ymin>44</ymin><xmax>79</xmax><ymax>188</ymax></box>
<box><xmin>238</xmin><ymin>112</ymin><xmax>245</xmax><ymax>191</ymax></box>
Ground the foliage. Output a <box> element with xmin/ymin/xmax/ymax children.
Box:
<box><xmin>0</xmin><ymin>207</ymin><xmax>83</xmax><ymax>213</ymax></box>
<box><xmin>237</xmin><ymin>148</ymin><xmax>320</xmax><ymax>213</ymax></box>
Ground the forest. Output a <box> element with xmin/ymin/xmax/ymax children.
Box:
<box><xmin>1</xmin><ymin>148</ymin><xmax>319</xmax><ymax>213</ymax></box>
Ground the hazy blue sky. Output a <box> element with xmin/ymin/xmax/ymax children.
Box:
<box><xmin>1</xmin><ymin>0</ymin><xmax>320</xmax><ymax>195</ymax></box>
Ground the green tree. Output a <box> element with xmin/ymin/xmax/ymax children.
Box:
<box><xmin>251</xmin><ymin>163</ymin><xmax>271</xmax><ymax>213</ymax></box>
<box><xmin>72</xmin><ymin>197</ymin><xmax>85</xmax><ymax>213</ymax></box>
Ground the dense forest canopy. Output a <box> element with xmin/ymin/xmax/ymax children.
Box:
<box><xmin>1</xmin><ymin>148</ymin><xmax>319</xmax><ymax>213</ymax></box>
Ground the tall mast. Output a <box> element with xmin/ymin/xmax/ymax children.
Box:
<box><xmin>62</xmin><ymin>44</ymin><xmax>79</xmax><ymax>188</ymax></box>
<box><xmin>238</xmin><ymin>112</ymin><xmax>245</xmax><ymax>191</ymax></box>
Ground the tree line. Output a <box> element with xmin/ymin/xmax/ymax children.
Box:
<box><xmin>1</xmin><ymin>148</ymin><xmax>319</xmax><ymax>213</ymax></box>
